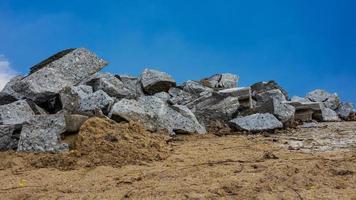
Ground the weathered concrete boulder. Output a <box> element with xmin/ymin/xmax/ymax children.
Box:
<box><xmin>291</xmin><ymin>96</ymin><xmax>310</xmax><ymax>103</ymax></box>
<box><xmin>255</xmin><ymin>89</ymin><xmax>287</xmax><ymax>103</ymax></box>
<box><xmin>217</xmin><ymin>87</ymin><xmax>252</xmax><ymax>108</ymax></box>
<box><xmin>181</xmin><ymin>80</ymin><xmax>213</xmax><ymax>96</ymax></box>
<box><xmin>251</xmin><ymin>81</ymin><xmax>288</xmax><ymax>99</ymax></box>
<box><xmin>0</xmin><ymin>124</ymin><xmax>22</xmax><ymax>150</ymax></box>
<box><xmin>79</xmin><ymin>90</ymin><xmax>114</xmax><ymax>115</ymax></box>
<box><xmin>0</xmin><ymin>75</ymin><xmax>24</xmax><ymax>105</ymax></box>
<box><xmin>140</xmin><ymin>69</ymin><xmax>176</xmax><ymax>95</ymax></box>
<box><xmin>11</xmin><ymin>48</ymin><xmax>107</xmax><ymax>104</ymax></box>
<box><xmin>60</xmin><ymin>85</ymin><xmax>114</xmax><ymax>116</ymax></box>
<box><xmin>86</xmin><ymin>73</ymin><xmax>136</xmax><ymax>99</ymax></box>
<box><xmin>154</xmin><ymin>92</ymin><xmax>172</xmax><ymax>102</ymax></box>
<box><xmin>109</xmin><ymin>96</ymin><xmax>206</xmax><ymax>135</ymax></box>
<box><xmin>64</xmin><ymin>114</ymin><xmax>89</xmax><ymax>133</ymax></box>
<box><xmin>138</xmin><ymin>96</ymin><xmax>206</xmax><ymax>134</ymax></box>
<box><xmin>272</xmin><ymin>100</ymin><xmax>295</xmax><ymax>125</ymax></box>
<box><xmin>200</xmin><ymin>73</ymin><xmax>238</xmax><ymax>89</ymax></box>
<box><xmin>306</xmin><ymin>89</ymin><xmax>340</xmax><ymax>110</ymax></box>
<box><xmin>0</xmin><ymin>100</ymin><xmax>36</xmax><ymax>125</ymax></box>
<box><xmin>60</xmin><ymin>85</ymin><xmax>93</xmax><ymax>113</ymax></box>
<box><xmin>229</xmin><ymin>113</ymin><xmax>283</xmax><ymax>132</ymax></box>
<box><xmin>168</xmin><ymin>87</ymin><xmax>194</xmax><ymax>105</ymax></box>
<box><xmin>186</xmin><ymin>92</ymin><xmax>240</xmax><ymax>125</ymax></box>
<box><xmin>109</xmin><ymin>98</ymin><xmax>157</xmax><ymax>131</ymax></box>
<box><xmin>319</xmin><ymin>107</ymin><xmax>341</xmax><ymax>122</ymax></box>
<box><xmin>336</xmin><ymin>102</ymin><xmax>354</xmax><ymax>120</ymax></box>
<box><xmin>17</xmin><ymin>114</ymin><xmax>69</xmax><ymax>152</ymax></box>
<box><xmin>286</xmin><ymin>101</ymin><xmax>321</xmax><ymax>122</ymax></box>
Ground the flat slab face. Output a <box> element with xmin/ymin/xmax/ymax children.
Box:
<box><xmin>12</xmin><ymin>48</ymin><xmax>108</xmax><ymax>103</ymax></box>
<box><xmin>0</xmin><ymin>100</ymin><xmax>35</xmax><ymax>125</ymax></box>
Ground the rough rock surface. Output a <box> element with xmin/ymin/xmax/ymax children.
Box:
<box><xmin>168</xmin><ymin>87</ymin><xmax>194</xmax><ymax>105</ymax></box>
<box><xmin>187</xmin><ymin>92</ymin><xmax>240</xmax><ymax>125</ymax></box>
<box><xmin>86</xmin><ymin>73</ymin><xmax>136</xmax><ymax>99</ymax></box>
<box><xmin>320</xmin><ymin>107</ymin><xmax>341</xmax><ymax>122</ymax></box>
<box><xmin>0</xmin><ymin>100</ymin><xmax>35</xmax><ymax>125</ymax></box>
<box><xmin>200</xmin><ymin>73</ymin><xmax>239</xmax><ymax>89</ymax></box>
<box><xmin>17</xmin><ymin>114</ymin><xmax>69</xmax><ymax>152</ymax></box>
<box><xmin>140</xmin><ymin>69</ymin><xmax>176</xmax><ymax>95</ymax></box>
<box><xmin>0</xmin><ymin>124</ymin><xmax>22</xmax><ymax>150</ymax></box>
<box><xmin>79</xmin><ymin>90</ymin><xmax>114</xmax><ymax>115</ymax></box>
<box><xmin>291</xmin><ymin>96</ymin><xmax>310</xmax><ymax>103</ymax></box>
<box><xmin>336</xmin><ymin>102</ymin><xmax>353</xmax><ymax>120</ymax></box>
<box><xmin>11</xmin><ymin>48</ymin><xmax>107</xmax><ymax>103</ymax></box>
<box><xmin>229</xmin><ymin>113</ymin><xmax>283</xmax><ymax>132</ymax></box>
<box><xmin>181</xmin><ymin>80</ymin><xmax>213</xmax><ymax>96</ymax></box>
<box><xmin>64</xmin><ymin>114</ymin><xmax>89</xmax><ymax>133</ymax></box>
<box><xmin>60</xmin><ymin>86</ymin><xmax>114</xmax><ymax>115</ymax></box>
<box><xmin>306</xmin><ymin>89</ymin><xmax>340</xmax><ymax>110</ymax></box>
<box><xmin>109</xmin><ymin>98</ymin><xmax>157</xmax><ymax>131</ymax></box>
<box><xmin>138</xmin><ymin>96</ymin><xmax>206</xmax><ymax>134</ymax></box>
<box><xmin>0</xmin><ymin>75</ymin><xmax>24</xmax><ymax>105</ymax></box>
<box><xmin>251</xmin><ymin>81</ymin><xmax>289</xmax><ymax>99</ymax></box>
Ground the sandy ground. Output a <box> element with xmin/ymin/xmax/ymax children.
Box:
<box><xmin>0</xmin><ymin>121</ymin><xmax>356</xmax><ymax>200</ymax></box>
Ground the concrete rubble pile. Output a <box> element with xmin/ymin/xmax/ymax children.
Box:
<box><xmin>0</xmin><ymin>48</ymin><xmax>354</xmax><ymax>152</ymax></box>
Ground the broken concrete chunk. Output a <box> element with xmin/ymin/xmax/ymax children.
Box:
<box><xmin>306</xmin><ymin>89</ymin><xmax>340</xmax><ymax>110</ymax></box>
<box><xmin>336</xmin><ymin>102</ymin><xmax>354</xmax><ymax>120</ymax></box>
<box><xmin>273</xmin><ymin>99</ymin><xmax>296</xmax><ymax>125</ymax></box>
<box><xmin>86</xmin><ymin>73</ymin><xmax>136</xmax><ymax>99</ymax></box>
<box><xmin>168</xmin><ymin>87</ymin><xmax>194</xmax><ymax>105</ymax></box>
<box><xmin>60</xmin><ymin>85</ymin><xmax>93</xmax><ymax>114</ymax></box>
<box><xmin>60</xmin><ymin>86</ymin><xmax>113</xmax><ymax>116</ymax></box>
<box><xmin>229</xmin><ymin>113</ymin><xmax>283</xmax><ymax>132</ymax></box>
<box><xmin>64</xmin><ymin>114</ymin><xmax>89</xmax><ymax>133</ymax></box>
<box><xmin>12</xmin><ymin>48</ymin><xmax>107</xmax><ymax>103</ymax></box>
<box><xmin>322</xmin><ymin>107</ymin><xmax>341</xmax><ymax>122</ymax></box>
<box><xmin>138</xmin><ymin>96</ymin><xmax>206</xmax><ymax>134</ymax></box>
<box><xmin>109</xmin><ymin>98</ymin><xmax>157</xmax><ymax>132</ymax></box>
<box><xmin>201</xmin><ymin>73</ymin><xmax>239</xmax><ymax>89</ymax></box>
<box><xmin>0</xmin><ymin>124</ymin><xmax>22</xmax><ymax>150</ymax></box>
<box><xmin>0</xmin><ymin>100</ymin><xmax>36</xmax><ymax>125</ymax></box>
<box><xmin>79</xmin><ymin>90</ymin><xmax>114</xmax><ymax>115</ymax></box>
<box><xmin>0</xmin><ymin>75</ymin><xmax>24</xmax><ymax>105</ymax></box>
<box><xmin>187</xmin><ymin>92</ymin><xmax>240</xmax><ymax>125</ymax></box>
<box><xmin>140</xmin><ymin>69</ymin><xmax>176</xmax><ymax>95</ymax></box>
<box><xmin>255</xmin><ymin>89</ymin><xmax>287</xmax><ymax>103</ymax></box>
<box><xmin>17</xmin><ymin>114</ymin><xmax>69</xmax><ymax>152</ymax></box>
<box><xmin>291</xmin><ymin>96</ymin><xmax>310</xmax><ymax>103</ymax></box>
<box><xmin>181</xmin><ymin>80</ymin><xmax>214</xmax><ymax>96</ymax></box>
<box><xmin>217</xmin><ymin>87</ymin><xmax>252</xmax><ymax>108</ymax></box>
<box><xmin>251</xmin><ymin>81</ymin><xmax>288</xmax><ymax>99</ymax></box>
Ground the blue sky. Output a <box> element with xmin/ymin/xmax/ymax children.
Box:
<box><xmin>0</xmin><ymin>0</ymin><xmax>355</xmax><ymax>103</ymax></box>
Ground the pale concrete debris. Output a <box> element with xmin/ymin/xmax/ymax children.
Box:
<box><xmin>200</xmin><ymin>73</ymin><xmax>239</xmax><ymax>89</ymax></box>
<box><xmin>140</xmin><ymin>69</ymin><xmax>176</xmax><ymax>95</ymax></box>
<box><xmin>251</xmin><ymin>81</ymin><xmax>289</xmax><ymax>100</ymax></box>
<box><xmin>0</xmin><ymin>100</ymin><xmax>36</xmax><ymax>125</ymax></box>
<box><xmin>336</xmin><ymin>102</ymin><xmax>354</xmax><ymax>120</ymax></box>
<box><xmin>17</xmin><ymin>114</ymin><xmax>69</xmax><ymax>152</ymax></box>
<box><xmin>11</xmin><ymin>48</ymin><xmax>107</xmax><ymax>104</ymax></box>
<box><xmin>229</xmin><ymin>113</ymin><xmax>283</xmax><ymax>132</ymax></box>
<box><xmin>306</xmin><ymin>89</ymin><xmax>340</xmax><ymax>110</ymax></box>
<box><xmin>0</xmin><ymin>75</ymin><xmax>24</xmax><ymax>105</ymax></box>
<box><xmin>181</xmin><ymin>80</ymin><xmax>214</xmax><ymax>96</ymax></box>
<box><xmin>217</xmin><ymin>87</ymin><xmax>253</xmax><ymax>108</ymax></box>
<box><xmin>0</xmin><ymin>47</ymin><xmax>353</xmax><ymax>152</ymax></box>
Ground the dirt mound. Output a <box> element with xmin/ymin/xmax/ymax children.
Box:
<box><xmin>26</xmin><ymin>117</ymin><xmax>171</xmax><ymax>170</ymax></box>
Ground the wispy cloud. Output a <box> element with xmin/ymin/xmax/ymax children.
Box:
<box><xmin>0</xmin><ymin>55</ymin><xmax>16</xmax><ymax>90</ymax></box>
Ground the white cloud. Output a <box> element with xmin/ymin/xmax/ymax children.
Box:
<box><xmin>0</xmin><ymin>55</ymin><xmax>16</xmax><ymax>91</ymax></box>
